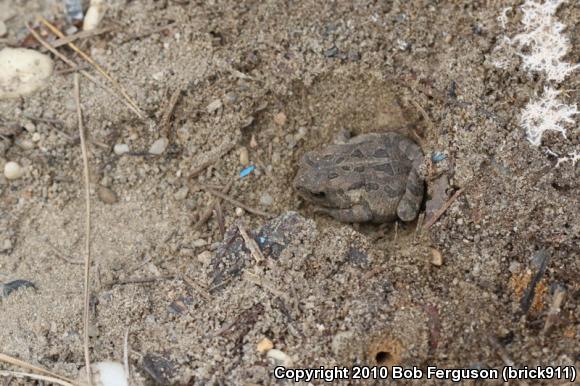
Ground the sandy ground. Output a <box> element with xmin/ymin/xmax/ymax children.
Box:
<box><xmin>0</xmin><ymin>0</ymin><xmax>578</xmax><ymax>385</ymax></box>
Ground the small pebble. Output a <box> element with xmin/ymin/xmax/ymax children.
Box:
<box><xmin>192</xmin><ymin>239</ymin><xmax>207</xmax><ymax>248</ymax></box>
<box><xmin>257</xmin><ymin>338</ymin><xmax>274</xmax><ymax>353</ymax></box>
<box><xmin>149</xmin><ymin>137</ymin><xmax>168</xmax><ymax>155</ymax></box>
<box><xmin>430</xmin><ymin>248</ymin><xmax>443</xmax><ymax>266</ymax></box>
<box><xmin>174</xmin><ymin>187</ymin><xmax>189</xmax><ymax>200</ymax></box>
<box><xmin>4</xmin><ymin>161</ymin><xmax>23</xmax><ymax>180</ymax></box>
<box><xmin>273</xmin><ymin>112</ymin><xmax>287</xmax><ymax>126</ymax></box>
<box><xmin>197</xmin><ymin>251</ymin><xmax>212</xmax><ymax>265</ymax></box>
<box><xmin>97</xmin><ymin>186</ymin><xmax>118</xmax><ymax>204</ymax></box>
<box><xmin>206</xmin><ymin>99</ymin><xmax>223</xmax><ymax>113</ymax></box>
<box><xmin>235</xmin><ymin>207</ymin><xmax>244</xmax><ymax>217</ymax></box>
<box><xmin>0</xmin><ymin>48</ymin><xmax>54</xmax><ymax>99</ymax></box>
<box><xmin>113</xmin><ymin>143</ymin><xmax>129</xmax><ymax>155</ymax></box>
<box><xmin>81</xmin><ymin>361</ymin><xmax>128</xmax><ymax>386</ymax></box>
<box><xmin>1</xmin><ymin>279</ymin><xmax>36</xmax><ymax>298</ymax></box>
<box><xmin>0</xmin><ymin>21</ymin><xmax>7</xmax><ymax>37</ymax></box>
<box><xmin>260</xmin><ymin>193</ymin><xmax>273</xmax><ymax>206</ymax></box>
<box><xmin>325</xmin><ymin>46</ymin><xmax>339</xmax><ymax>58</ymax></box>
<box><xmin>239</xmin><ymin>147</ymin><xmax>249</xmax><ymax>166</ymax></box>
<box><xmin>31</xmin><ymin>132</ymin><xmax>41</xmax><ymax>142</ymax></box>
<box><xmin>266</xmin><ymin>349</ymin><xmax>293</xmax><ymax>367</ymax></box>
<box><xmin>250</xmin><ymin>135</ymin><xmax>258</xmax><ymax>148</ymax></box>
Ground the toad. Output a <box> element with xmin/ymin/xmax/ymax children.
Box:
<box><xmin>293</xmin><ymin>132</ymin><xmax>424</xmax><ymax>223</ymax></box>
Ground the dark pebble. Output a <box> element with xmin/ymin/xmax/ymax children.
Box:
<box><xmin>2</xmin><ymin>279</ymin><xmax>37</xmax><ymax>298</ymax></box>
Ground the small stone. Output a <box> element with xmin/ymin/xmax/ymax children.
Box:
<box><xmin>4</xmin><ymin>161</ymin><xmax>23</xmax><ymax>180</ymax></box>
<box><xmin>239</xmin><ymin>147</ymin><xmax>250</xmax><ymax>166</ymax></box>
<box><xmin>250</xmin><ymin>135</ymin><xmax>258</xmax><ymax>148</ymax></box>
<box><xmin>430</xmin><ymin>248</ymin><xmax>443</xmax><ymax>266</ymax></box>
<box><xmin>0</xmin><ymin>48</ymin><xmax>54</xmax><ymax>99</ymax></box>
<box><xmin>113</xmin><ymin>143</ymin><xmax>129</xmax><ymax>155</ymax></box>
<box><xmin>266</xmin><ymin>349</ymin><xmax>293</xmax><ymax>367</ymax></box>
<box><xmin>508</xmin><ymin>261</ymin><xmax>521</xmax><ymax>273</ymax></box>
<box><xmin>325</xmin><ymin>46</ymin><xmax>339</xmax><ymax>57</ymax></box>
<box><xmin>260</xmin><ymin>193</ymin><xmax>273</xmax><ymax>206</ymax></box>
<box><xmin>0</xmin><ymin>21</ymin><xmax>7</xmax><ymax>37</ymax></box>
<box><xmin>31</xmin><ymin>132</ymin><xmax>41</xmax><ymax>142</ymax></box>
<box><xmin>149</xmin><ymin>137</ymin><xmax>168</xmax><ymax>155</ymax></box>
<box><xmin>192</xmin><ymin>239</ymin><xmax>207</xmax><ymax>248</ymax></box>
<box><xmin>273</xmin><ymin>112</ymin><xmax>287</xmax><ymax>126</ymax></box>
<box><xmin>24</xmin><ymin>121</ymin><xmax>36</xmax><ymax>132</ymax></box>
<box><xmin>235</xmin><ymin>207</ymin><xmax>244</xmax><ymax>217</ymax></box>
<box><xmin>206</xmin><ymin>99</ymin><xmax>223</xmax><ymax>113</ymax></box>
<box><xmin>197</xmin><ymin>251</ymin><xmax>212</xmax><ymax>265</ymax></box>
<box><xmin>174</xmin><ymin>186</ymin><xmax>189</xmax><ymax>200</ymax></box>
<box><xmin>0</xmin><ymin>238</ymin><xmax>12</xmax><ymax>252</ymax></box>
<box><xmin>257</xmin><ymin>338</ymin><xmax>274</xmax><ymax>353</ymax></box>
<box><xmin>348</xmin><ymin>50</ymin><xmax>361</xmax><ymax>61</ymax></box>
<box><xmin>97</xmin><ymin>186</ymin><xmax>118</xmax><ymax>204</ymax></box>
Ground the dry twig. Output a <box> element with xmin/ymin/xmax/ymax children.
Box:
<box><xmin>238</xmin><ymin>225</ymin><xmax>264</xmax><ymax>262</ymax></box>
<box><xmin>0</xmin><ymin>354</ymin><xmax>76</xmax><ymax>384</ymax></box>
<box><xmin>423</xmin><ymin>187</ymin><xmax>465</xmax><ymax>229</ymax></box>
<box><xmin>160</xmin><ymin>88</ymin><xmax>182</xmax><ymax>139</ymax></box>
<box><xmin>0</xmin><ymin>371</ymin><xmax>76</xmax><ymax>386</ymax></box>
<box><xmin>198</xmin><ymin>185</ymin><xmax>273</xmax><ymax>218</ymax></box>
<box><xmin>38</xmin><ymin>17</ymin><xmax>145</xmax><ymax>119</ymax></box>
<box><xmin>74</xmin><ymin>74</ymin><xmax>93</xmax><ymax>386</ymax></box>
<box><xmin>193</xmin><ymin>181</ymin><xmax>233</xmax><ymax>230</ymax></box>
<box><xmin>52</xmin><ymin>26</ymin><xmax>117</xmax><ymax>48</ymax></box>
<box><xmin>26</xmin><ymin>23</ymin><xmax>142</xmax><ymax>119</ymax></box>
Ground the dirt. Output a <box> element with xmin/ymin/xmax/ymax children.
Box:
<box><xmin>0</xmin><ymin>0</ymin><xmax>578</xmax><ymax>385</ymax></box>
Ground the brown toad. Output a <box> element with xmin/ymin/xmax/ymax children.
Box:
<box><xmin>293</xmin><ymin>132</ymin><xmax>424</xmax><ymax>223</ymax></box>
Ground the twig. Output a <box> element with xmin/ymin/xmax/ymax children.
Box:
<box><xmin>180</xmin><ymin>275</ymin><xmax>212</xmax><ymax>302</ymax></box>
<box><xmin>423</xmin><ymin>187</ymin><xmax>465</xmax><ymax>229</ymax></box>
<box><xmin>238</xmin><ymin>225</ymin><xmax>264</xmax><ymax>262</ymax></box>
<box><xmin>198</xmin><ymin>185</ymin><xmax>273</xmax><ymax>218</ymax></box>
<box><xmin>0</xmin><ymin>354</ymin><xmax>76</xmax><ymax>384</ymax></box>
<box><xmin>38</xmin><ymin>17</ymin><xmax>145</xmax><ymax>119</ymax></box>
<box><xmin>120</xmin><ymin>23</ymin><xmax>176</xmax><ymax>44</ymax></box>
<box><xmin>243</xmin><ymin>270</ymin><xmax>289</xmax><ymax>302</ymax></box>
<box><xmin>193</xmin><ymin>181</ymin><xmax>233</xmax><ymax>230</ymax></box>
<box><xmin>26</xmin><ymin>23</ymin><xmax>142</xmax><ymax>119</ymax></box>
<box><xmin>160</xmin><ymin>88</ymin><xmax>182</xmax><ymax>139</ymax></box>
<box><xmin>52</xmin><ymin>26</ymin><xmax>117</xmax><ymax>48</ymax></box>
<box><xmin>188</xmin><ymin>138</ymin><xmax>236</xmax><ymax>178</ymax></box>
<box><xmin>0</xmin><ymin>371</ymin><xmax>76</xmax><ymax>386</ymax></box>
<box><xmin>74</xmin><ymin>74</ymin><xmax>93</xmax><ymax>386</ymax></box>
<box><xmin>105</xmin><ymin>275</ymin><xmax>174</xmax><ymax>287</ymax></box>
<box><xmin>123</xmin><ymin>329</ymin><xmax>131</xmax><ymax>386</ymax></box>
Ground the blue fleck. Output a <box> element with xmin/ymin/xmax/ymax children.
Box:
<box><xmin>431</xmin><ymin>152</ymin><xmax>447</xmax><ymax>163</ymax></box>
<box><xmin>240</xmin><ymin>165</ymin><xmax>255</xmax><ymax>178</ymax></box>
<box><xmin>259</xmin><ymin>236</ymin><xmax>267</xmax><ymax>245</ymax></box>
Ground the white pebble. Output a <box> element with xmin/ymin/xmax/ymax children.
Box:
<box><xmin>239</xmin><ymin>147</ymin><xmax>249</xmax><ymax>166</ymax></box>
<box><xmin>4</xmin><ymin>161</ymin><xmax>23</xmax><ymax>180</ymax></box>
<box><xmin>174</xmin><ymin>186</ymin><xmax>189</xmax><ymax>200</ymax></box>
<box><xmin>31</xmin><ymin>133</ymin><xmax>41</xmax><ymax>142</ymax></box>
<box><xmin>266</xmin><ymin>349</ymin><xmax>293</xmax><ymax>367</ymax></box>
<box><xmin>83</xmin><ymin>0</ymin><xmax>107</xmax><ymax>31</ymax></box>
<box><xmin>149</xmin><ymin>137</ymin><xmax>168</xmax><ymax>155</ymax></box>
<box><xmin>260</xmin><ymin>193</ymin><xmax>273</xmax><ymax>206</ymax></box>
<box><xmin>197</xmin><ymin>251</ymin><xmax>212</xmax><ymax>265</ymax></box>
<box><xmin>192</xmin><ymin>239</ymin><xmax>207</xmax><ymax>247</ymax></box>
<box><xmin>113</xmin><ymin>143</ymin><xmax>129</xmax><ymax>155</ymax></box>
<box><xmin>0</xmin><ymin>48</ymin><xmax>54</xmax><ymax>99</ymax></box>
<box><xmin>235</xmin><ymin>207</ymin><xmax>245</xmax><ymax>217</ymax></box>
<box><xmin>0</xmin><ymin>21</ymin><xmax>7</xmax><ymax>37</ymax></box>
<box><xmin>85</xmin><ymin>361</ymin><xmax>128</xmax><ymax>386</ymax></box>
<box><xmin>206</xmin><ymin>99</ymin><xmax>223</xmax><ymax>113</ymax></box>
